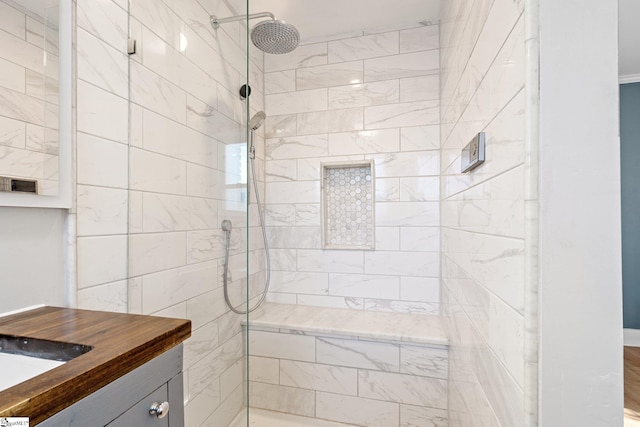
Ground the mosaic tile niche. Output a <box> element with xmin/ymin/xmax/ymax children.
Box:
<box><xmin>322</xmin><ymin>161</ymin><xmax>375</xmax><ymax>249</ymax></box>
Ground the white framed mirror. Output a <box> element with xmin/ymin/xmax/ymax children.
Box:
<box><xmin>0</xmin><ymin>0</ymin><xmax>71</xmax><ymax>208</ymax></box>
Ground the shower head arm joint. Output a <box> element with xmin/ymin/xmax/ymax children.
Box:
<box><xmin>210</xmin><ymin>12</ymin><xmax>276</xmax><ymax>29</ymax></box>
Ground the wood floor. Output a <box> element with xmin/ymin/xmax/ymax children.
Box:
<box><xmin>626</xmin><ymin>347</ymin><xmax>640</xmax><ymax>426</ymax></box>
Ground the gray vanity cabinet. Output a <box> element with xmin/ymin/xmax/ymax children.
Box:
<box><xmin>39</xmin><ymin>345</ymin><xmax>184</xmax><ymax>427</ymax></box>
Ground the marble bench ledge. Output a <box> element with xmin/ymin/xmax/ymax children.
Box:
<box><xmin>243</xmin><ymin>303</ymin><xmax>448</xmax><ymax>346</ymax></box>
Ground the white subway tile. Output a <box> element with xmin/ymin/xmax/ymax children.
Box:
<box><xmin>374</xmin><ymin>151</ymin><xmax>440</xmax><ymax>177</ymax></box>
<box><xmin>142</xmin><ymin>109</ymin><xmax>217</xmax><ymax>166</ymax></box>
<box><xmin>297</xmin><ymin>61</ymin><xmax>364</xmax><ymax>91</ymax></box>
<box><xmin>329</xmin><ymin>32</ymin><xmax>399</xmax><ymax>63</ymax></box>
<box><xmin>130</xmin><ymin>147</ymin><xmax>187</xmax><ymax>195</ymax></box>
<box><xmin>265</xmin><ymin>114</ymin><xmax>297</xmax><ymax>138</ymax></box>
<box><xmin>249</xmin><ymin>330</ymin><xmax>316</xmax><ymax>362</ymax></box>
<box><xmin>317</xmin><ymin>337</ymin><xmax>400</xmax><ymax>371</ymax></box>
<box><xmin>77</xmin><ymin>132</ymin><xmax>128</xmax><ymax>188</ymax></box>
<box><xmin>265</xmin><ymin>70</ymin><xmax>296</xmax><ymax>94</ymax></box>
<box><xmin>401</xmin><ymin>345</ymin><xmax>448</xmax><ymax>379</ymax></box>
<box><xmin>280</xmin><ymin>360</ymin><xmax>358</xmax><ymax>395</ymax></box>
<box><xmin>265</xmin><ymin>88</ymin><xmax>328</xmax><ymax>116</ymax></box>
<box><xmin>270</xmin><ymin>271</ymin><xmax>329</xmax><ymax>295</ymax></box>
<box><xmin>265</xmin><ymin>204</ymin><xmax>297</xmax><ymax>225</ymax></box>
<box><xmin>142</xmin><ymin>193</ymin><xmax>217</xmax><ymax>232</ymax></box>
<box><xmin>77</xmin><ymin>80</ymin><xmax>128</xmax><ymax>143</ymax></box>
<box><xmin>0</xmin><ymin>2</ymin><xmax>25</xmax><ymax>39</ymax></box>
<box><xmin>400</xmin><ymin>404</ymin><xmax>448</xmax><ymax>427</ymax></box>
<box><xmin>77</xmin><ymin>28</ymin><xmax>128</xmax><ymax>98</ymax></box>
<box><xmin>130</xmin><ymin>0</ymin><xmax>185</xmax><ymax>51</ymax></box>
<box><xmin>296</xmin><ymin>204</ymin><xmax>321</xmax><ymax>226</ymax></box>
<box><xmin>375</xmin><ymin>202</ymin><xmax>439</xmax><ymax>227</ymax></box>
<box><xmin>297</xmin><ymin>249</ymin><xmax>364</xmax><ymax>274</ymax></box>
<box><xmin>401</xmin><ymin>125</ymin><xmax>440</xmax><ymax>151</ymax></box>
<box><xmin>77</xmin><ymin>0</ymin><xmax>128</xmax><ymax>51</ymax></box>
<box><xmin>329</xmin><ymin>274</ymin><xmax>400</xmax><ymax>299</ymax></box>
<box><xmin>400</xmin><ymin>177</ymin><xmax>439</xmax><ymax>202</ymax></box>
<box><xmin>399</xmin><ymin>226</ymin><xmax>440</xmax><ymax>252</ymax></box>
<box><xmin>266</xmin><ymin>181</ymin><xmax>320</xmax><ymax>204</ymax></box>
<box><xmin>297</xmin><ymin>295</ymin><xmax>365</xmax><ymax>310</ymax></box>
<box><xmin>248</xmin><ymin>356</ymin><xmax>280</xmax><ymax>384</ymax></box>
<box><xmin>249</xmin><ymin>382</ymin><xmax>315</xmax><ymax>417</ymax></box>
<box><xmin>265</xmin><ymin>43</ymin><xmax>328</xmax><ymax>72</ymax></box>
<box><xmin>0</xmin><ymin>58</ymin><xmax>26</xmax><ymax>93</ymax></box>
<box><xmin>329</xmin><ymin>80</ymin><xmax>399</xmax><ymax>109</ymax></box>
<box><xmin>365</xmin><ymin>50</ymin><xmax>439</xmax><ymax>82</ymax></box>
<box><xmin>142</xmin><ymin>261</ymin><xmax>217</xmax><ymax>314</ymax></box>
<box><xmin>77</xmin><ymin>235</ymin><xmax>128</xmax><ymax>288</ymax></box>
<box><xmin>375</xmin><ymin>227</ymin><xmax>400</xmax><ymax>250</ymax></box>
<box><xmin>184</xmin><ymin>320</ymin><xmax>219</xmax><ymax>369</ymax></box>
<box><xmin>186</xmin><ymin>288</ymin><xmax>228</xmax><ymax>329</ymax></box>
<box><xmin>0</xmin><ymin>115</ymin><xmax>25</xmax><ymax>149</ymax></box>
<box><xmin>220</xmin><ymin>360</ymin><xmax>242</xmax><ymax>400</ymax></box>
<box><xmin>400</xmin><ymin>277</ymin><xmax>441</xmax><ymax>302</ymax></box>
<box><xmin>130</xmin><ymin>62</ymin><xmax>187</xmax><ymax>123</ymax></box>
<box><xmin>189</xmin><ymin>334</ymin><xmax>241</xmax><ymax>398</ymax></box>
<box><xmin>365</xmin><ymin>100</ymin><xmax>439</xmax><ymax>129</ymax></box>
<box><xmin>317</xmin><ymin>392</ymin><xmax>400</xmax><ymax>427</ymax></box>
<box><xmin>400</xmin><ymin>75</ymin><xmax>439</xmax><ymax>103</ymax></box>
<box><xmin>399</xmin><ymin>26</ymin><xmax>439</xmax><ymax>53</ymax></box>
<box><xmin>186</xmin><ymin>95</ymin><xmax>244</xmax><ymax>145</ymax></box>
<box><xmin>359</xmin><ymin>370</ymin><xmax>447</xmax><ymax>408</ymax></box>
<box><xmin>297</xmin><ymin>108</ymin><xmax>364</xmax><ymax>135</ymax></box>
<box><xmin>365</xmin><ymin>250</ymin><xmax>439</xmax><ymax>277</ymax></box>
<box><xmin>77</xmin><ymin>185</ymin><xmax>128</xmax><ymax>236</ymax></box>
<box><xmin>129</xmin><ymin>232</ymin><xmax>187</xmax><ymax>276</ymax></box>
<box><xmin>329</xmin><ymin>129</ymin><xmax>399</xmax><ymax>156</ymax></box>
<box><xmin>77</xmin><ymin>281</ymin><xmax>128</xmax><ymax>313</ymax></box>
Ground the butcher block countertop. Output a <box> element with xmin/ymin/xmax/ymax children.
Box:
<box><xmin>0</xmin><ymin>306</ymin><xmax>191</xmax><ymax>425</ymax></box>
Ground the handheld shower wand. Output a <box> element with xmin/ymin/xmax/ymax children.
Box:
<box><xmin>221</xmin><ymin>111</ymin><xmax>271</xmax><ymax>314</ymax></box>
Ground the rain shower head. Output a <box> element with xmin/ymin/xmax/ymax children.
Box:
<box><xmin>249</xmin><ymin>111</ymin><xmax>266</xmax><ymax>131</ymax></box>
<box><xmin>250</xmin><ymin>20</ymin><xmax>299</xmax><ymax>54</ymax></box>
<box><xmin>210</xmin><ymin>12</ymin><xmax>299</xmax><ymax>54</ymax></box>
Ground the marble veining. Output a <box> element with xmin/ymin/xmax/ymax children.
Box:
<box><xmin>248</xmin><ymin>303</ymin><xmax>447</xmax><ymax>346</ymax></box>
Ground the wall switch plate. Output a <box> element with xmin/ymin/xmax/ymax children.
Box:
<box><xmin>461</xmin><ymin>132</ymin><xmax>485</xmax><ymax>173</ymax></box>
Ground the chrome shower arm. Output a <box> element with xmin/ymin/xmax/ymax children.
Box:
<box><xmin>210</xmin><ymin>12</ymin><xmax>276</xmax><ymax>29</ymax></box>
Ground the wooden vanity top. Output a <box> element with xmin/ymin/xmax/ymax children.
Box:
<box><xmin>0</xmin><ymin>306</ymin><xmax>191</xmax><ymax>425</ymax></box>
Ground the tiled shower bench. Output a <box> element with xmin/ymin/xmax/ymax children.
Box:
<box><xmin>243</xmin><ymin>303</ymin><xmax>449</xmax><ymax>427</ymax></box>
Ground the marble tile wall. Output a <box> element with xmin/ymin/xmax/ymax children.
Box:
<box><xmin>248</xmin><ymin>326</ymin><xmax>448</xmax><ymax>427</ymax></box>
<box><xmin>439</xmin><ymin>0</ymin><xmax>528</xmax><ymax>426</ymax></box>
<box><xmin>0</xmin><ymin>1</ymin><xmax>59</xmax><ymax>195</ymax></box>
<box><xmin>263</xmin><ymin>24</ymin><xmax>441</xmax><ymax>314</ymax></box>
<box><xmin>74</xmin><ymin>0</ymin><xmax>264</xmax><ymax>425</ymax></box>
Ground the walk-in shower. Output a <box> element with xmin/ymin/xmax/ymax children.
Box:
<box><xmin>210</xmin><ymin>12</ymin><xmax>299</xmax><ymax>54</ymax></box>
<box><xmin>221</xmin><ymin>111</ymin><xmax>270</xmax><ymax>314</ymax></box>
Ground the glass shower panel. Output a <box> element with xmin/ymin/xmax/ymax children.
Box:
<box><xmin>125</xmin><ymin>0</ymin><xmax>251</xmax><ymax>425</ymax></box>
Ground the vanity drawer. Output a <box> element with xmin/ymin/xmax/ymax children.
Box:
<box><xmin>108</xmin><ymin>384</ymin><xmax>168</xmax><ymax>427</ymax></box>
<box><xmin>38</xmin><ymin>345</ymin><xmax>183</xmax><ymax>427</ymax></box>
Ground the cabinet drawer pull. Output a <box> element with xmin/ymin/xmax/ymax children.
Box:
<box><xmin>149</xmin><ymin>401</ymin><xmax>169</xmax><ymax>419</ymax></box>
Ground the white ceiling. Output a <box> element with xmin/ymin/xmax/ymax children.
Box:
<box><xmin>249</xmin><ymin>0</ymin><xmax>441</xmax><ymax>43</ymax></box>
<box><xmin>619</xmin><ymin>0</ymin><xmax>640</xmax><ymax>80</ymax></box>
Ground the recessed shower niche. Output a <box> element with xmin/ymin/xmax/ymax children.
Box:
<box><xmin>321</xmin><ymin>161</ymin><xmax>375</xmax><ymax>250</ymax></box>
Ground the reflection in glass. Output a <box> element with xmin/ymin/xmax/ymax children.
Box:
<box><xmin>0</xmin><ymin>1</ymin><xmax>60</xmax><ymax>196</ymax></box>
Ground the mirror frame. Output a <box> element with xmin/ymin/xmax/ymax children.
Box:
<box><xmin>0</xmin><ymin>0</ymin><xmax>72</xmax><ymax>208</ymax></box>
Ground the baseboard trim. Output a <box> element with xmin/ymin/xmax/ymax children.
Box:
<box><xmin>620</xmin><ymin>74</ymin><xmax>640</xmax><ymax>84</ymax></box>
<box><xmin>624</xmin><ymin>328</ymin><xmax>640</xmax><ymax>347</ymax></box>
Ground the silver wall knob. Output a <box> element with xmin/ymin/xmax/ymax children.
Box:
<box><xmin>149</xmin><ymin>401</ymin><xmax>169</xmax><ymax>419</ymax></box>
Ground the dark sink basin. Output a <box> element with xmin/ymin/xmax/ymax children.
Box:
<box><xmin>0</xmin><ymin>334</ymin><xmax>93</xmax><ymax>362</ymax></box>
